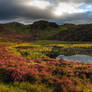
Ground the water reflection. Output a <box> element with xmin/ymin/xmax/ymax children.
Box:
<box><xmin>57</xmin><ymin>54</ymin><xmax>92</xmax><ymax>63</ymax></box>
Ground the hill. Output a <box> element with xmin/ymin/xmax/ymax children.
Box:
<box><xmin>49</xmin><ymin>24</ymin><xmax>92</xmax><ymax>41</ymax></box>
<box><xmin>0</xmin><ymin>21</ymin><xmax>92</xmax><ymax>42</ymax></box>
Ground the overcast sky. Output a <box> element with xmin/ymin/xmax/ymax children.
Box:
<box><xmin>0</xmin><ymin>0</ymin><xmax>92</xmax><ymax>24</ymax></box>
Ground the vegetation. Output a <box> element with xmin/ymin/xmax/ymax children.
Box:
<box><xmin>0</xmin><ymin>20</ymin><xmax>92</xmax><ymax>91</ymax></box>
<box><xmin>0</xmin><ymin>41</ymin><xmax>91</xmax><ymax>91</ymax></box>
<box><xmin>1</xmin><ymin>20</ymin><xmax>92</xmax><ymax>42</ymax></box>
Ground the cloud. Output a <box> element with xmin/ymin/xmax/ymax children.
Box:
<box><xmin>57</xmin><ymin>0</ymin><xmax>92</xmax><ymax>4</ymax></box>
<box><xmin>0</xmin><ymin>0</ymin><xmax>92</xmax><ymax>24</ymax></box>
<box><xmin>25</xmin><ymin>0</ymin><xmax>51</xmax><ymax>9</ymax></box>
<box><xmin>0</xmin><ymin>0</ymin><xmax>54</xmax><ymax>19</ymax></box>
<box><xmin>53</xmin><ymin>2</ymin><xmax>86</xmax><ymax>16</ymax></box>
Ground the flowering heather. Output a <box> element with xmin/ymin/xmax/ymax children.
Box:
<box><xmin>0</xmin><ymin>47</ymin><xmax>92</xmax><ymax>92</ymax></box>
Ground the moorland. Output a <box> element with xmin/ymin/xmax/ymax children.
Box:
<box><xmin>0</xmin><ymin>20</ymin><xmax>92</xmax><ymax>92</ymax></box>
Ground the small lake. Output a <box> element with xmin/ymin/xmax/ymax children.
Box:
<box><xmin>57</xmin><ymin>54</ymin><xmax>92</xmax><ymax>63</ymax></box>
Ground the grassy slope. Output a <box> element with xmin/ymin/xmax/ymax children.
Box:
<box><xmin>49</xmin><ymin>24</ymin><xmax>92</xmax><ymax>41</ymax></box>
<box><xmin>0</xmin><ymin>21</ymin><xmax>92</xmax><ymax>42</ymax></box>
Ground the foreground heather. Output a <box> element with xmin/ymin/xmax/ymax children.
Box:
<box><xmin>0</xmin><ymin>48</ymin><xmax>92</xmax><ymax>92</ymax></box>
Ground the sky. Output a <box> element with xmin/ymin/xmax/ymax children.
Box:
<box><xmin>0</xmin><ymin>0</ymin><xmax>92</xmax><ymax>24</ymax></box>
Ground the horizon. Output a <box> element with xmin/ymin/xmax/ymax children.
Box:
<box><xmin>1</xmin><ymin>20</ymin><xmax>92</xmax><ymax>25</ymax></box>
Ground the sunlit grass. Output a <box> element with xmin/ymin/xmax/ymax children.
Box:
<box><xmin>0</xmin><ymin>82</ymin><xmax>52</xmax><ymax>92</ymax></box>
<box><xmin>3</xmin><ymin>40</ymin><xmax>92</xmax><ymax>59</ymax></box>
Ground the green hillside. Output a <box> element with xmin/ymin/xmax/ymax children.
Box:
<box><xmin>0</xmin><ymin>20</ymin><xmax>92</xmax><ymax>42</ymax></box>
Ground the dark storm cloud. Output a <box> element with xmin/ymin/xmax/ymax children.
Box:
<box><xmin>0</xmin><ymin>0</ymin><xmax>54</xmax><ymax>19</ymax></box>
<box><xmin>0</xmin><ymin>0</ymin><xmax>92</xmax><ymax>24</ymax></box>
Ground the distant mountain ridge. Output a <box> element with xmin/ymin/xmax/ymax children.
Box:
<box><xmin>0</xmin><ymin>20</ymin><xmax>92</xmax><ymax>42</ymax></box>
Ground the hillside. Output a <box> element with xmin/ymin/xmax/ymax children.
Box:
<box><xmin>0</xmin><ymin>21</ymin><xmax>92</xmax><ymax>42</ymax></box>
<box><xmin>49</xmin><ymin>24</ymin><xmax>92</xmax><ymax>41</ymax></box>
